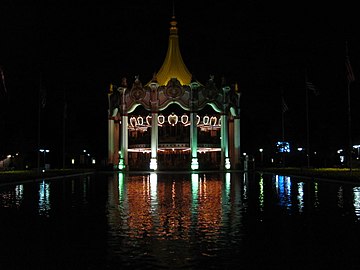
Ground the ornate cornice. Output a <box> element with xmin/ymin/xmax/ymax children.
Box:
<box><xmin>108</xmin><ymin>76</ymin><xmax>240</xmax><ymax>116</ymax></box>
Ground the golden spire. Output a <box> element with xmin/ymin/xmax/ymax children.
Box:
<box><xmin>155</xmin><ymin>16</ymin><xmax>192</xmax><ymax>86</ymax></box>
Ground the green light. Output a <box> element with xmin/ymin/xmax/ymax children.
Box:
<box><xmin>118</xmin><ymin>172</ymin><xmax>124</xmax><ymax>200</ymax></box>
<box><xmin>150</xmin><ymin>158</ymin><xmax>157</xmax><ymax>170</ymax></box>
<box><xmin>191</xmin><ymin>158</ymin><xmax>199</xmax><ymax>170</ymax></box>
<box><xmin>191</xmin><ymin>173</ymin><xmax>199</xmax><ymax>202</ymax></box>
<box><xmin>150</xmin><ymin>173</ymin><xmax>157</xmax><ymax>203</ymax></box>
<box><xmin>225</xmin><ymin>172</ymin><xmax>231</xmax><ymax>200</ymax></box>
<box><xmin>225</xmin><ymin>172</ymin><xmax>231</xmax><ymax>191</ymax></box>
<box><xmin>225</xmin><ymin>158</ymin><xmax>231</xmax><ymax>170</ymax></box>
<box><xmin>118</xmin><ymin>159</ymin><xmax>125</xmax><ymax>170</ymax></box>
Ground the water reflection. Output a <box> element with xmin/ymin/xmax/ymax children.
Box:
<box><xmin>259</xmin><ymin>173</ymin><xmax>264</xmax><ymax>211</ymax></box>
<box><xmin>0</xmin><ymin>184</ymin><xmax>23</xmax><ymax>208</ymax></box>
<box><xmin>149</xmin><ymin>172</ymin><xmax>157</xmax><ymax>207</ymax></box>
<box><xmin>297</xmin><ymin>182</ymin><xmax>304</xmax><ymax>213</ymax></box>
<box><xmin>39</xmin><ymin>180</ymin><xmax>51</xmax><ymax>216</ymax></box>
<box><xmin>108</xmin><ymin>173</ymin><xmax>235</xmax><ymax>244</ymax></box>
<box><xmin>274</xmin><ymin>175</ymin><xmax>292</xmax><ymax>210</ymax></box>
<box><xmin>197</xmin><ymin>174</ymin><xmax>222</xmax><ymax>240</ymax></box>
<box><xmin>105</xmin><ymin>172</ymin><xmax>360</xmax><ymax>268</ymax></box>
<box><xmin>338</xmin><ymin>186</ymin><xmax>344</xmax><ymax>209</ymax></box>
<box><xmin>225</xmin><ymin>172</ymin><xmax>231</xmax><ymax>198</ymax></box>
<box><xmin>2</xmin><ymin>172</ymin><xmax>360</xmax><ymax>269</ymax></box>
<box><xmin>314</xmin><ymin>182</ymin><xmax>320</xmax><ymax>208</ymax></box>
<box><xmin>243</xmin><ymin>172</ymin><xmax>248</xmax><ymax>200</ymax></box>
<box><xmin>353</xmin><ymin>187</ymin><xmax>360</xmax><ymax>219</ymax></box>
<box><xmin>2</xmin><ymin>173</ymin><xmax>360</xmax><ymax>223</ymax></box>
<box><xmin>191</xmin><ymin>173</ymin><xmax>199</xmax><ymax>204</ymax></box>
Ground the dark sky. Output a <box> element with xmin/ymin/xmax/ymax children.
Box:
<box><xmin>0</xmin><ymin>0</ymin><xmax>358</xmax><ymax>166</ymax></box>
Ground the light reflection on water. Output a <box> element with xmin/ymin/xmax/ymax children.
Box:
<box><xmin>1</xmin><ymin>172</ymin><xmax>360</xmax><ymax>269</ymax></box>
<box><xmin>297</xmin><ymin>182</ymin><xmax>304</xmax><ymax>213</ymax></box>
<box><xmin>0</xmin><ymin>184</ymin><xmax>23</xmax><ymax>208</ymax></box>
<box><xmin>274</xmin><ymin>175</ymin><xmax>292</xmax><ymax>210</ymax></box>
<box><xmin>353</xmin><ymin>187</ymin><xmax>360</xmax><ymax>219</ymax></box>
<box><xmin>38</xmin><ymin>180</ymin><xmax>50</xmax><ymax>216</ymax></box>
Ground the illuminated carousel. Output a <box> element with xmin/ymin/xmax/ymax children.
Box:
<box><xmin>108</xmin><ymin>16</ymin><xmax>241</xmax><ymax>171</ymax></box>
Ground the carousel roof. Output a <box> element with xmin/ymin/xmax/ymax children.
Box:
<box><xmin>155</xmin><ymin>16</ymin><xmax>192</xmax><ymax>86</ymax></box>
<box><xmin>108</xmin><ymin>15</ymin><xmax>240</xmax><ymax>117</ymax></box>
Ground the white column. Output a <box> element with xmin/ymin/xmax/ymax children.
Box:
<box><xmin>108</xmin><ymin>119</ymin><xmax>114</xmax><ymax>165</ymax></box>
<box><xmin>234</xmin><ymin>117</ymin><xmax>240</xmax><ymax>169</ymax></box>
<box><xmin>229</xmin><ymin>119</ymin><xmax>234</xmax><ymax>166</ymax></box>
<box><xmin>114</xmin><ymin>120</ymin><xmax>120</xmax><ymax>168</ymax></box>
<box><xmin>221</xmin><ymin>114</ymin><xmax>231</xmax><ymax>170</ymax></box>
<box><xmin>190</xmin><ymin>112</ymin><xmax>199</xmax><ymax>170</ymax></box>
<box><xmin>119</xmin><ymin>115</ymin><xmax>128</xmax><ymax>170</ymax></box>
<box><xmin>150</xmin><ymin>112</ymin><xmax>158</xmax><ymax>170</ymax></box>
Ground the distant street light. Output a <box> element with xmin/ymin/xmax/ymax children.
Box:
<box><xmin>353</xmin><ymin>145</ymin><xmax>360</xmax><ymax>159</ymax></box>
<box><xmin>39</xmin><ymin>149</ymin><xmax>50</xmax><ymax>171</ymax></box>
<box><xmin>259</xmin><ymin>148</ymin><xmax>264</xmax><ymax>166</ymax></box>
<box><xmin>337</xmin><ymin>149</ymin><xmax>345</xmax><ymax>164</ymax></box>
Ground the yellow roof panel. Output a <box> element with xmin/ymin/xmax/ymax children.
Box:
<box><xmin>156</xmin><ymin>17</ymin><xmax>192</xmax><ymax>86</ymax></box>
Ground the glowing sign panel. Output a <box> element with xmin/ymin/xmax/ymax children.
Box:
<box><xmin>277</xmin><ymin>141</ymin><xmax>290</xmax><ymax>153</ymax></box>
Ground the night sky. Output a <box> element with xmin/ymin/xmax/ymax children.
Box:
<box><xmin>0</xmin><ymin>1</ymin><xmax>358</xmax><ymax>167</ymax></box>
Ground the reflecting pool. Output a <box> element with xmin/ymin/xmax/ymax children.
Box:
<box><xmin>1</xmin><ymin>172</ymin><xmax>360</xmax><ymax>269</ymax></box>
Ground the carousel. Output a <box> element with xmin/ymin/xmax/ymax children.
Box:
<box><xmin>107</xmin><ymin>16</ymin><xmax>241</xmax><ymax>171</ymax></box>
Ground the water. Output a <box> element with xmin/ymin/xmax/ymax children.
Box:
<box><xmin>1</xmin><ymin>172</ymin><xmax>360</xmax><ymax>269</ymax></box>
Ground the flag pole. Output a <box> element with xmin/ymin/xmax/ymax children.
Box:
<box><xmin>282</xmin><ymin>101</ymin><xmax>285</xmax><ymax>142</ymax></box>
<box><xmin>305</xmin><ymin>72</ymin><xmax>310</xmax><ymax>168</ymax></box>
<box><xmin>346</xmin><ymin>41</ymin><xmax>354</xmax><ymax>173</ymax></box>
<box><xmin>37</xmin><ymin>73</ymin><xmax>42</xmax><ymax>173</ymax></box>
<box><xmin>347</xmin><ymin>80</ymin><xmax>352</xmax><ymax>172</ymax></box>
<box><xmin>281</xmin><ymin>91</ymin><xmax>286</xmax><ymax>167</ymax></box>
<box><xmin>62</xmin><ymin>89</ymin><xmax>66</xmax><ymax>169</ymax></box>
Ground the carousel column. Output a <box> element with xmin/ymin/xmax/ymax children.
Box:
<box><xmin>190</xmin><ymin>111</ymin><xmax>199</xmax><ymax>170</ymax></box>
<box><xmin>228</xmin><ymin>117</ymin><xmax>234</xmax><ymax>165</ymax></box>
<box><xmin>107</xmin><ymin>86</ymin><xmax>118</xmax><ymax>168</ymax></box>
<box><xmin>221</xmin><ymin>85</ymin><xmax>231</xmax><ymax>170</ymax></box>
<box><xmin>189</xmin><ymin>81</ymin><xmax>200</xmax><ymax>170</ymax></box>
<box><xmin>233</xmin><ymin>87</ymin><xmax>241</xmax><ymax>169</ymax></box>
<box><xmin>221</xmin><ymin>114</ymin><xmax>231</xmax><ymax>170</ymax></box>
<box><xmin>108</xmin><ymin>118</ymin><xmax>114</xmax><ymax>165</ymax></box>
<box><xmin>119</xmin><ymin>82</ymin><xmax>128</xmax><ymax>171</ymax></box>
<box><xmin>233</xmin><ymin>116</ymin><xmax>241</xmax><ymax>169</ymax></box>
<box><xmin>119</xmin><ymin>114</ymin><xmax>128</xmax><ymax>170</ymax></box>
<box><xmin>150</xmin><ymin>111</ymin><xmax>158</xmax><ymax>170</ymax></box>
<box><xmin>113</xmin><ymin>119</ymin><xmax>120</xmax><ymax>168</ymax></box>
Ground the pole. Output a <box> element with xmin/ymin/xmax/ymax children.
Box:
<box><xmin>62</xmin><ymin>90</ymin><xmax>66</xmax><ymax>169</ymax></box>
<box><xmin>305</xmin><ymin>74</ymin><xmax>310</xmax><ymax>168</ymax></box>
<box><xmin>281</xmin><ymin>95</ymin><xmax>285</xmax><ymax>167</ymax></box>
<box><xmin>346</xmin><ymin>41</ymin><xmax>354</xmax><ymax>173</ymax></box>
<box><xmin>37</xmin><ymin>73</ymin><xmax>42</xmax><ymax>173</ymax></box>
<box><xmin>347</xmin><ymin>81</ymin><xmax>352</xmax><ymax>172</ymax></box>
